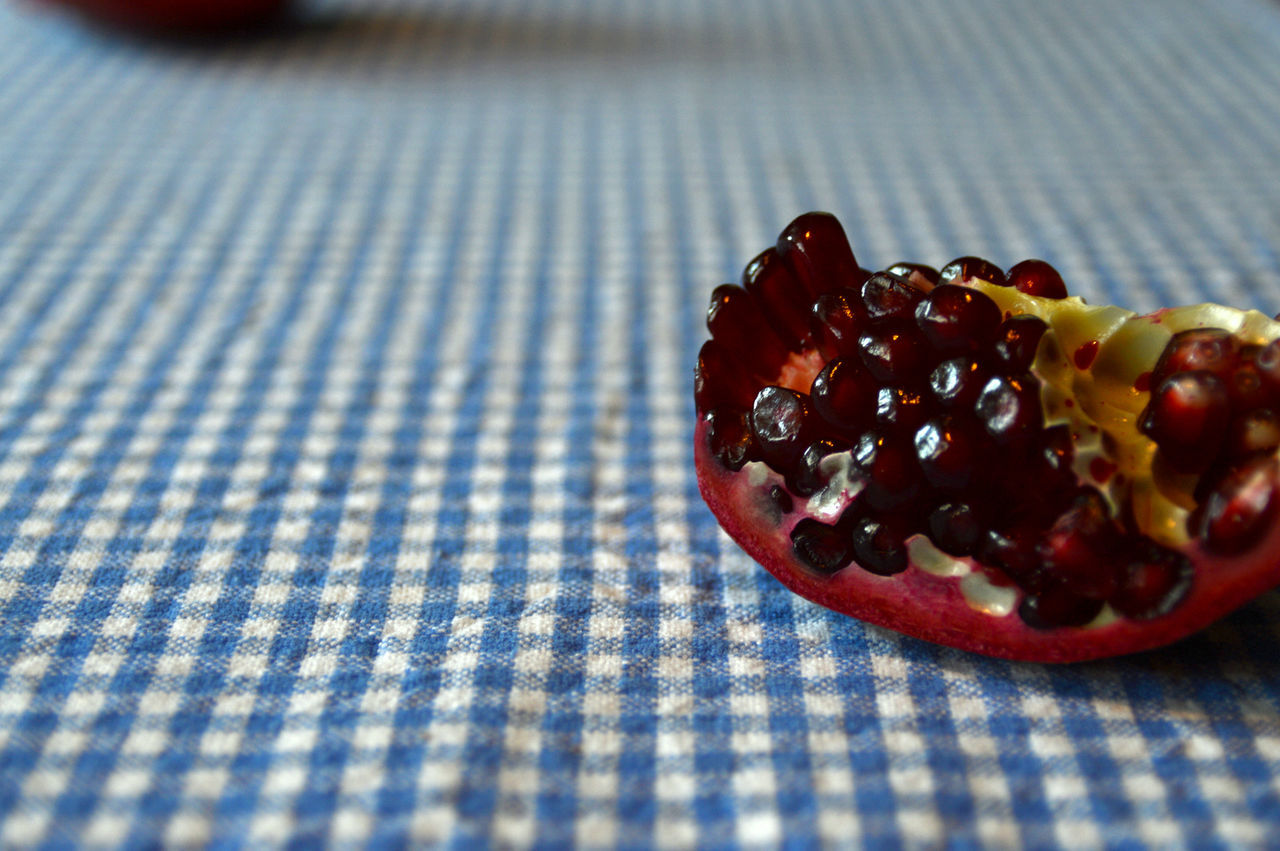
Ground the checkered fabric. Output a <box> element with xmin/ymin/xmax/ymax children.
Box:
<box><xmin>2</xmin><ymin>0</ymin><xmax>1280</xmax><ymax>846</ymax></box>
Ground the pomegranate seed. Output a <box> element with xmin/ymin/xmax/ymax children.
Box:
<box><xmin>1224</xmin><ymin>409</ymin><xmax>1280</xmax><ymax>460</ymax></box>
<box><xmin>927</xmin><ymin>502</ymin><xmax>983</xmax><ymax>556</ymax></box>
<box><xmin>914</xmin><ymin>416</ymin><xmax>981</xmax><ymax>490</ymax></box>
<box><xmin>992</xmin><ymin>315</ymin><xmax>1048</xmax><ymax>375</ymax></box>
<box><xmin>849</xmin><ymin>515</ymin><xmax>909</xmax><ymax>576</ymax></box>
<box><xmin>974</xmin><ymin>375</ymin><xmax>1043</xmax><ymax>445</ymax></box>
<box><xmin>929</xmin><ymin>357</ymin><xmax>990</xmax><ymax>410</ymax></box>
<box><xmin>1254</xmin><ymin>339</ymin><xmax>1280</xmax><ymax>394</ymax></box>
<box><xmin>861</xmin><ymin>272</ymin><xmax>925</xmax><ymax>322</ymax></box>
<box><xmin>769</xmin><ymin>485</ymin><xmax>794</xmax><ymax>514</ymax></box>
<box><xmin>1006</xmin><ymin>259</ymin><xmax>1068</xmax><ymax>299</ymax></box>
<box><xmin>1109</xmin><ymin>543</ymin><xmax>1192</xmax><ymax>620</ymax></box>
<box><xmin>777</xmin><ymin>212</ymin><xmax>866</xmax><ymax>299</ymax></box>
<box><xmin>914</xmin><ymin>285</ymin><xmax>1002</xmax><ymax>355</ymax></box>
<box><xmin>811</xmin><ymin>357</ymin><xmax>878</xmax><ymax>432</ymax></box>
<box><xmin>978</xmin><ymin>525</ymin><xmax>1040</xmax><ymax>585</ymax></box>
<box><xmin>857</xmin><ymin>324</ymin><xmax>930</xmax><ymax>384</ymax></box>
<box><xmin>1138</xmin><ymin>371</ymin><xmax>1230</xmax><ymax>473</ymax></box>
<box><xmin>695</xmin><ymin>339</ymin><xmax>758</xmax><ymax>413</ymax></box>
<box><xmin>707</xmin><ymin>284</ymin><xmax>788</xmax><ymax>376</ymax></box>
<box><xmin>875</xmin><ymin>386</ymin><xmax>930</xmax><ymax>431</ymax></box>
<box><xmin>1035</xmin><ymin>489</ymin><xmax>1122</xmax><ymax>600</ymax></box>
<box><xmin>810</xmin><ymin>289</ymin><xmax>866</xmax><ymax>360</ymax></box>
<box><xmin>853</xmin><ymin>431</ymin><xmax>922</xmax><ymax>511</ymax></box>
<box><xmin>789</xmin><ymin>438</ymin><xmax>845</xmax><ymax>497</ymax></box>
<box><xmin>1150</xmin><ymin>328</ymin><xmax>1238</xmax><ymax>386</ymax></box>
<box><xmin>750</xmin><ymin>386</ymin><xmax>816</xmax><ymax>471</ymax></box>
<box><xmin>742</xmin><ymin>248</ymin><xmax>814</xmax><ymax>351</ymax></box>
<box><xmin>886</xmin><ymin>262</ymin><xmax>941</xmax><ymax>292</ymax></box>
<box><xmin>1226</xmin><ymin>355</ymin><xmax>1277</xmax><ymax>411</ymax></box>
<box><xmin>938</xmin><ymin>256</ymin><xmax>1007</xmax><ymax>288</ymax></box>
<box><xmin>791</xmin><ymin>517</ymin><xmax>853</xmax><ymax>573</ymax></box>
<box><xmin>1019</xmin><ymin>585</ymin><xmax>1104</xmax><ymax>629</ymax></box>
<box><xmin>705</xmin><ymin>408</ymin><xmax>757</xmax><ymax>471</ymax></box>
<box><xmin>1191</xmin><ymin>455</ymin><xmax>1280</xmax><ymax>555</ymax></box>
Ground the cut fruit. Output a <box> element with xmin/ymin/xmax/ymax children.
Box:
<box><xmin>695</xmin><ymin>211</ymin><xmax>1280</xmax><ymax>662</ymax></box>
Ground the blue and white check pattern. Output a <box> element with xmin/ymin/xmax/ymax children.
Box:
<box><xmin>2</xmin><ymin>0</ymin><xmax>1280</xmax><ymax>846</ymax></box>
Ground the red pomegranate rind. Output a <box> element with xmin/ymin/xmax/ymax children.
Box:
<box><xmin>696</xmin><ymin>419</ymin><xmax>1280</xmax><ymax>662</ymax></box>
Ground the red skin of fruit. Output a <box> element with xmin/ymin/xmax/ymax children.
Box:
<box><xmin>33</xmin><ymin>0</ymin><xmax>290</xmax><ymax>31</ymax></box>
<box><xmin>696</xmin><ymin>418</ymin><xmax>1280</xmax><ymax>662</ymax></box>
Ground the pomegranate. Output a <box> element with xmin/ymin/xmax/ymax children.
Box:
<box><xmin>694</xmin><ymin>211</ymin><xmax>1280</xmax><ymax>662</ymax></box>
<box><xmin>31</xmin><ymin>0</ymin><xmax>291</xmax><ymax>32</ymax></box>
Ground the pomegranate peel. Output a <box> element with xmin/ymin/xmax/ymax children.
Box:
<box><xmin>694</xmin><ymin>211</ymin><xmax>1280</xmax><ymax>662</ymax></box>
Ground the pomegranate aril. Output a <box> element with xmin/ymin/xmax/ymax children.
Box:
<box><xmin>707</xmin><ymin>284</ymin><xmax>788</xmax><ymax>376</ymax></box>
<box><xmin>914</xmin><ymin>416</ymin><xmax>981</xmax><ymax>490</ymax></box>
<box><xmin>1034</xmin><ymin>489</ymin><xmax>1122</xmax><ymax>600</ymax></box>
<box><xmin>857</xmin><ymin>323</ymin><xmax>930</xmax><ymax>384</ymax></box>
<box><xmin>788</xmin><ymin>438</ymin><xmax>845</xmax><ymax>497</ymax></box>
<box><xmin>1151</xmin><ymin>328</ymin><xmax>1238</xmax><ymax>386</ymax></box>
<box><xmin>992</xmin><ymin>315</ymin><xmax>1048</xmax><ymax>375</ymax></box>
<box><xmin>1109</xmin><ymin>543</ymin><xmax>1192</xmax><ymax>620</ymax></box>
<box><xmin>1019</xmin><ymin>586</ymin><xmax>1104</xmax><ymax>630</ymax></box>
<box><xmin>742</xmin><ymin>248</ymin><xmax>814</xmax><ymax>351</ymax></box>
<box><xmin>978</xmin><ymin>525</ymin><xmax>1041</xmax><ymax>586</ymax></box>
<box><xmin>1226</xmin><ymin>356</ymin><xmax>1275</xmax><ymax>411</ymax></box>
<box><xmin>849</xmin><ymin>514</ymin><xmax>909</xmax><ymax>576</ymax></box>
<box><xmin>939</xmin><ymin>256</ymin><xmax>1007</xmax><ymax>288</ymax></box>
<box><xmin>1006</xmin><ymin>259</ymin><xmax>1068</xmax><ymax>299</ymax></box>
<box><xmin>705</xmin><ymin>408</ymin><xmax>756</xmax><ymax>471</ymax></box>
<box><xmin>875</xmin><ymin>386</ymin><xmax>930</xmax><ymax>431</ymax></box>
<box><xmin>1255</xmin><ymin>339</ymin><xmax>1280</xmax><ymax>393</ymax></box>
<box><xmin>750</xmin><ymin>386</ymin><xmax>816</xmax><ymax>472</ymax></box>
<box><xmin>1138</xmin><ymin>371</ymin><xmax>1230</xmax><ymax>473</ymax></box>
<box><xmin>1224</xmin><ymin>409</ymin><xmax>1280</xmax><ymax>460</ymax></box>
<box><xmin>695</xmin><ymin>339</ymin><xmax>758</xmax><ymax>413</ymax></box>
<box><xmin>929</xmin><ymin>357</ymin><xmax>990</xmax><ymax>410</ymax></box>
<box><xmin>811</xmin><ymin>357</ymin><xmax>877</xmax><ymax>433</ymax></box>
<box><xmin>861</xmin><ymin>272</ymin><xmax>925</xmax><ymax>322</ymax></box>
<box><xmin>811</xmin><ymin>289</ymin><xmax>866</xmax><ymax>360</ymax></box>
<box><xmin>769</xmin><ymin>485</ymin><xmax>794</xmax><ymax>514</ymax></box>
<box><xmin>852</xmin><ymin>431</ymin><xmax>922</xmax><ymax>511</ymax></box>
<box><xmin>1191</xmin><ymin>455</ymin><xmax>1280</xmax><ymax>555</ymax></box>
<box><xmin>777</xmin><ymin>212</ymin><xmax>866</xmax><ymax>299</ymax></box>
<box><xmin>974</xmin><ymin>375</ymin><xmax>1043</xmax><ymax>445</ymax></box>
<box><xmin>886</xmin><ymin>262</ymin><xmax>940</xmax><ymax>291</ymax></box>
<box><xmin>914</xmin><ymin>285</ymin><xmax>1002</xmax><ymax>356</ymax></box>
<box><xmin>791</xmin><ymin>517</ymin><xmax>853</xmax><ymax>573</ymax></box>
<box><xmin>927</xmin><ymin>502</ymin><xmax>983</xmax><ymax>556</ymax></box>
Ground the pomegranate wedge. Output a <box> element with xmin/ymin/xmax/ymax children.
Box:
<box><xmin>695</xmin><ymin>212</ymin><xmax>1280</xmax><ymax>662</ymax></box>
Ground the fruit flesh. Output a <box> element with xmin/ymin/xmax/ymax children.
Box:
<box><xmin>695</xmin><ymin>212</ymin><xmax>1280</xmax><ymax>662</ymax></box>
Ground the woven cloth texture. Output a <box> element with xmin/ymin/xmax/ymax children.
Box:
<box><xmin>2</xmin><ymin>0</ymin><xmax>1280</xmax><ymax>847</ymax></box>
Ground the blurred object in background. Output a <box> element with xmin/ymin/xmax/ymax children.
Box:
<box><xmin>27</xmin><ymin>0</ymin><xmax>292</xmax><ymax>32</ymax></box>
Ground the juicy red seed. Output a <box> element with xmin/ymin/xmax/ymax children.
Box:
<box><xmin>992</xmin><ymin>315</ymin><xmax>1048</xmax><ymax>375</ymax></box>
<box><xmin>1019</xmin><ymin>586</ymin><xmax>1103</xmax><ymax>629</ymax></box>
<box><xmin>849</xmin><ymin>515</ymin><xmax>908</xmax><ymax>576</ymax></box>
<box><xmin>974</xmin><ymin>375</ymin><xmax>1043</xmax><ymax>445</ymax></box>
<box><xmin>811</xmin><ymin>357</ymin><xmax>877</xmax><ymax>433</ymax></box>
<box><xmin>978</xmin><ymin>526</ymin><xmax>1040</xmax><ymax>585</ymax></box>
<box><xmin>1138</xmin><ymin>371</ymin><xmax>1230</xmax><ymax>473</ymax></box>
<box><xmin>705</xmin><ymin>408</ymin><xmax>756</xmax><ymax>471</ymax></box>
<box><xmin>1191</xmin><ymin>455</ymin><xmax>1280</xmax><ymax>555</ymax></box>
<box><xmin>707</xmin><ymin>284</ymin><xmax>788</xmax><ymax>376</ymax></box>
<box><xmin>769</xmin><ymin>485</ymin><xmax>794</xmax><ymax>514</ymax></box>
<box><xmin>913</xmin><ymin>285</ymin><xmax>1002</xmax><ymax>355</ymax></box>
<box><xmin>742</xmin><ymin>248</ymin><xmax>814</xmax><ymax>352</ymax></box>
<box><xmin>695</xmin><ymin>339</ymin><xmax>758</xmax><ymax>413</ymax></box>
<box><xmin>1109</xmin><ymin>544</ymin><xmax>1192</xmax><ymax>620</ymax></box>
<box><xmin>750</xmin><ymin>386</ymin><xmax>815</xmax><ymax>472</ymax></box>
<box><xmin>929</xmin><ymin>357</ymin><xmax>990</xmax><ymax>410</ymax></box>
<box><xmin>914</xmin><ymin>416</ymin><xmax>981</xmax><ymax>490</ymax></box>
<box><xmin>1255</xmin><ymin>339</ymin><xmax>1280</xmax><ymax>392</ymax></box>
<box><xmin>1151</xmin><ymin>327</ymin><xmax>1238</xmax><ymax>386</ymax></box>
<box><xmin>791</xmin><ymin>517</ymin><xmax>853</xmax><ymax>573</ymax></box>
<box><xmin>875</xmin><ymin>386</ymin><xmax>930</xmax><ymax>431</ymax></box>
<box><xmin>1006</xmin><ymin>259</ymin><xmax>1068</xmax><ymax>299</ymax></box>
<box><xmin>1226</xmin><ymin>356</ymin><xmax>1276</xmax><ymax>410</ymax></box>
<box><xmin>857</xmin><ymin>324</ymin><xmax>930</xmax><ymax>384</ymax></box>
<box><xmin>777</xmin><ymin>212</ymin><xmax>866</xmax><ymax>299</ymax></box>
<box><xmin>886</xmin><ymin>262</ymin><xmax>940</xmax><ymax>291</ymax></box>
<box><xmin>927</xmin><ymin>502</ymin><xmax>983</xmax><ymax>556</ymax></box>
<box><xmin>853</xmin><ymin>431</ymin><xmax>922</xmax><ymax>511</ymax></box>
<box><xmin>788</xmin><ymin>438</ymin><xmax>844</xmax><ymax>497</ymax></box>
<box><xmin>1034</xmin><ymin>489</ymin><xmax>1121</xmax><ymax>600</ymax></box>
<box><xmin>938</xmin><ymin>256</ymin><xmax>1007</xmax><ymax>287</ymax></box>
<box><xmin>811</xmin><ymin>289</ymin><xmax>866</xmax><ymax>360</ymax></box>
<box><xmin>861</xmin><ymin>272</ymin><xmax>925</xmax><ymax>322</ymax></box>
<box><xmin>1224</xmin><ymin>409</ymin><xmax>1280</xmax><ymax>460</ymax></box>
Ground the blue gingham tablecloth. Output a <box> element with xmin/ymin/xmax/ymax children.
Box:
<box><xmin>2</xmin><ymin>0</ymin><xmax>1280</xmax><ymax>847</ymax></box>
